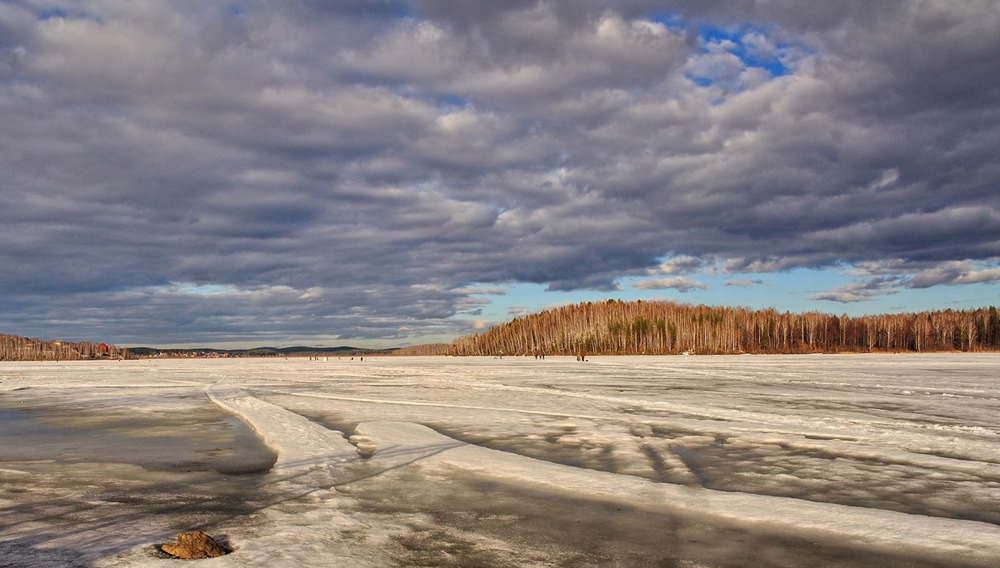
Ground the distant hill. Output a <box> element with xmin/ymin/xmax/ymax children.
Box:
<box><xmin>0</xmin><ymin>333</ymin><xmax>129</xmax><ymax>361</ymax></box>
<box><xmin>447</xmin><ymin>300</ymin><xmax>1000</xmax><ymax>356</ymax></box>
<box><xmin>128</xmin><ymin>345</ymin><xmax>391</xmax><ymax>358</ymax></box>
<box><xmin>127</xmin><ymin>343</ymin><xmax>451</xmax><ymax>358</ymax></box>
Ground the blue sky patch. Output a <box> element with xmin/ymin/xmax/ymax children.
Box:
<box><xmin>650</xmin><ymin>14</ymin><xmax>799</xmax><ymax>90</ymax></box>
<box><xmin>697</xmin><ymin>24</ymin><xmax>792</xmax><ymax>78</ymax></box>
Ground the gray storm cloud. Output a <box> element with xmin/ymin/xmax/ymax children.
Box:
<box><xmin>1</xmin><ymin>1</ymin><xmax>998</xmax><ymax>345</ymax></box>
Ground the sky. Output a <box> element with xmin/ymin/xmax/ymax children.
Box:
<box><xmin>1</xmin><ymin>1</ymin><xmax>999</xmax><ymax>348</ymax></box>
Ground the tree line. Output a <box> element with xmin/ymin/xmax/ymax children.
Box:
<box><xmin>447</xmin><ymin>300</ymin><xmax>1000</xmax><ymax>356</ymax></box>
<box><xmin>0</xmin><ymin>334</ymin><xmax>129</xmax><ymax>361</ymax></box>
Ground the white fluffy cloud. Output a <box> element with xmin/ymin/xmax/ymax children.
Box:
<box><xmin>633</xmin><ymin>277</ymin><xmax>709</xmax><ymax>293</ymax></box>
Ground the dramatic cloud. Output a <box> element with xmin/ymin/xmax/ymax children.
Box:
<box><xmin>1</xmin><ymin>1</ymin><xmax>998</xmax><ymax>345</ymax></box>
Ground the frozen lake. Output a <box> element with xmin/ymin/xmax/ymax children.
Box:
<box><xmin>1</xmin><ymin>354</ymin><xmax>999</xmax><ymax>567</ymax></box>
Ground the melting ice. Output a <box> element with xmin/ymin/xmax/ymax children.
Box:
<box><xmin>1</xmin><ymin>354</ymin><xmax>999</xmax><ymax>567</ymax></box>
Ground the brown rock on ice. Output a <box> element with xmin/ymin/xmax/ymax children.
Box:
<box><xmin>158</xmin><ymin>530</ymin><xmax>231</xmax><ymax>559</ymax></box>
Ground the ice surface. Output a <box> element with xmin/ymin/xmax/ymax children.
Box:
<box><xmin>1</xmin><ymin>355</ymin><xmax>999</xmax><ymax>567</ymax></box>
<box><xmin>0</xmin><ymin>387</ymin><xmax>274</xmax><ymax>474</ymax></box>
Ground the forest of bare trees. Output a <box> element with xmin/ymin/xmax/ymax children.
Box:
<box><xmin>0</xmin><ymin>334</ymin><xmax>129</xmax><ymax>361</ymax></box>
<box><xmin>447</xmin><ymin>300</ymin><xmax>1000</xmax><ymax>356</ymax></box>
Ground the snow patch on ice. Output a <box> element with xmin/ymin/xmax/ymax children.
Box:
<box><xmin>205</xmin><ymin>384</ymin><xmax>360</xmax><ymax>471</ymax></box>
